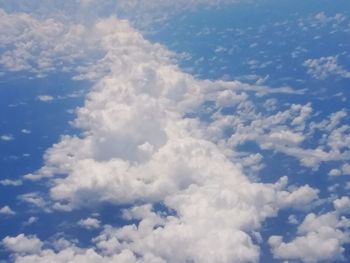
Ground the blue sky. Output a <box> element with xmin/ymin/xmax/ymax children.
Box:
<box><xmin>0</xmin><ymin>1</ymin><xmax>350</xmax><ymax>262</ymax></box>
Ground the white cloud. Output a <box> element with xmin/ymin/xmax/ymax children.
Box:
<box><xmin>288</xmin><ymin>214</ymin><xmax>299</xmax><ymax>225</ymax></box>
<box><xmin>4</xmin><ymin>237</ymin><xmax>138</xmax><ymax>263</ymax></box>
<box><xmin>78</xmin><ymin>217</ymin><xmax>101</xmax><ymax>230</ymax></box>
<box><xmin>21</xmin><ymin>129</ymin><xmax>31</xmax><ymax>134</ymax></box>
<box><xmin>0</xmin><ymin>205</ymin><xmax>16</xmax><ymax>215</ymax></box>
<box><xmin>0</xmin><ymin>0</ymin><xmax>247</xmax><ymax>76</ymax></box>
<box><xmin>1</xmin><ymin>134</ymin><xmax>14</xmax><ymax>141</ymax></box>
<box><xmin>341</xmin><ymin>163</ymin><xmax>350</xmax><ymax>174</ymax></box>
<box><xmin>329</xmin><ymin>163</ymin><xmax>350</xmax><ymax>177</ymax></box>
<box><xmin>2</xmin><ymin>234</ymin><xmax>43</xmax><ymax>255</ymax></box>
<box><xmin>304</xmin><ymin>56</ymin><xmax>350</xmax><ymax>80</ymax></box>
<box><xmin>276</xmin><ymin>184</ymin><xmax>319</xmax><ymax>209</ymax></box>
<box><xmin>313</xmin><ymin>12</ymin><xmax>346</xmax><ymax>27</ymax></box>
<box><xmin>18</xmin><ymin>192</ymin><xmax>47</xmax><ymax>209</ymax></box>
<box><xmin>0</xmin><ymin>0</ymin><xmax>242</xmax><ymax>30</ymax></box>
<box><xmin>36</xmin><ymin>95</ymin><xmax>54</xmax><ymax>102</ymax></box>
<box><xmin>2</xmin><ymin>4</ymin><xmax>350</xmax><ymax>263</ymax></box>
<box><xmin>269</xmin><ymin>211</ymin><xmax>350</xmax><ymax>263</ymax></box>
<box><xmin>207</xmin><ymin>101</ymin><xmax>350</xmax><ymax>169</ymax></box>
<box><xmin>0</xmin><ymin>179</ymin><xmax>22</xmax><ymax>186</ymax></box>
<box><xmin>23</xmin><ymin>216</ymin><xmax>38</xmax><ymax>226</ymax></box>
<box><xmin>0</xmin><ymin>13</ymin><xmax>321</xmax><ymax>262</ymax></box>
<box><xmin>333</xmin><ymin>196</ymin><xmax>350</xmax><ymax>214</ymax></box>
<box><xmin>329</xmin><ymin>168</ymin><xmax>342</xmax><ymax>177</ymax></box>
<box><xmin>0</xmin><ymin>8</ymin><xmax>95</xmax><ymax>77</ymax></box>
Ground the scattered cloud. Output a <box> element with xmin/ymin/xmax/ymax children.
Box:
<box><xmin>36</xmin><ymin>95</ymin><xmax>54</xmax><ymax>102</ymax></box>
<box><xmin>329</xmin><ymin>163</ymin><xmax>350</xmax><ymax>177</ymax></box>
<box><xmin>0</xmin><ymin>205</ymin><xmax>16</xmax><ymax>216</ymax></box>
<box><xmin>18</xmin><ymin>192</ymin><xmax>47</xmax><ymax>209</ymax></box>
<box><xmin>23</xmin><ymin>216</ymin><xmax>38</xmax><ymax>226</ymax></box>
<box><xmin>0</xmin><ymin>0</ymin><xmax>243</xmax><ymax>30</ymax></box>
<box><xmin>333</xmin><ymin>196</ymin><xmax>350</xmax><ymax>214</ymax></box>
<box><xmin>1</xmin><ymin>2</ymin><xmax>350</xmax><ymax>263</ymax></box>
<box><xmin>269</xmin><ymin>204</ymin><xmax>350</xmax><ymax>263</ymax></box>
<box><xmin>8</xmin><ymin>13</ymin><xmax>327</xmax><ymax>263</ymax></box>
<box><xmin>0</xmin><ymin>179</ymin><xmax>22</xmax><ymax>186</ymax></box>
<box><xmin>21</xmin><ymin>129</ymin><xmax>31</xmax><ymax>134</ymax></box>
<box><xmin>2</xmin><ymin>234</ymin><xmax>43</xmax><ymax>255</ymax></box>
<box><xmin>313</xmin><ymin>12</ymin><xmax>346</xmax><ymax>27</ymax></box>
<box><xmin>304</xmin><ymin>56</ymin><xmax>350</xmax><ymax>80</ymax></box>
<box><xmin>0</xmin><ymin>134</ymin><xmax>14</xmax><ymax>141</ymax></box>
<box><xmin>78</xmin><ymin>217</ymin><xmax>101</xmax><ymax>230</ymax></box>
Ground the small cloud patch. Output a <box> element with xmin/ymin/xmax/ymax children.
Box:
<box><xmin>36</xmin><ymin>95</ymin><xmax>54</xmax><ymax>102</ymax></box>
<box><xmin>0</xmin><ymin>206</ymin><xmax>16</xmax><ymax>215</ymax></box>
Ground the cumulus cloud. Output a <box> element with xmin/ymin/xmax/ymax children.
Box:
<box><xmin>304</xmin><ymin>56</ymin><xmax>350</xmax><ymax>80</ymax></box>
<box><xmin>0</xmin><ymin>9</ymin><xmax>327</xmax><ymax>262</ymax></box>
<box><xmin>269</xmin><ymin>203</ymin><xmax>350</xmax><ymax>263</ymax></box>
<box><xmin>78</xmin><ymin>217</ymin><xmax>101</xmax><ymax>230</ymax></box>
<box><xmin>18</xmin><ymin>192</ymin><xmax>47</xmax><ymax>209</ymax></box>
<box><xmin>206</xmin><ymin>101</ymin><xmax>350</xmax><ymax>169</ymax></box>
<box><xmin>2</xmin><ymin>234</ymin><xmax>43</xmax><ymax>255</ymax></box>
<box><xmin>21</xmin><ymin>129</ymin><xmax>31</xmax><ymax>134</ymax></box>
<box><xmin>333</xmin><ymin>196</ymin><xmax>350</xmax><ymax>214</ymax></box>
<box><xmin>36</xmin><ymin>95</ymin><xmax>54</xmax><ymax>102</ymax></box>
<box><xmin>0</xmin><ymin>0</ymin><xmax>242</xmax><ymax>30</ymax></box>
<box><xmin>329</xmin><ymin>163</ymin><xmax>350</xmax><ymax>177</ymax></box>
<box><xmin>0</xmin><ymin>9</ymin><xmax>326</xmax><ymax>262</ymax></box>
<box><xmin>0</xmin><ymin>8</ymin><xmax>98</xmax><ymax>77</ymax></box>
<box><xmin>0</xmin><ymin>179</ymin><xmax>22</xmax><ymax>186</ymax></box>
<box><xmin>313</xmin><ymin>12</ymin><xmax>346</xmax><ymax>27</ymax></box>
<box><xmin>2</xmin><ymin>3</ymin><xmax>350</xmax><ymax>263</ymax></box>
<box><xmin>0</xmin><ymin>134</ymin><xmax>14</xmax><ymax>141</ymax></box>
<box><xmin>0</xmin><ymin>205</ymin><xmax>16</xmax><ymax>215</ymax></box>
<box><xmin>23</xmin><ymin>216</ymin><xmax>38</xmax><ymax>226</ymax></box>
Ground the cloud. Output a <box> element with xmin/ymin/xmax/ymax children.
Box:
<box><xmin>1</xmin><ymin>12</ymin><xmax>322</xmax><ymax>262</ymax></box>
<box><xmin>78</xmin><ymin>217</ymin><xmax>101</xmax><ymax>230</ymax></box>
<box><xmin>313</xmin><ymin>12</ymin><xmax>346</xmax><ymax>27</ymax></box>
<box><xmin>288</xmin><ymin>214</ymin><xmax>299</xmax><ymax>225</ymax></box>
<box><xmin>0</xmin><ymin>179</ymin><xmax>22</xmax><ymax>186</ymax></box>
<box><xmin>2</xmin><ymin>4</ymin><xmax>350</xmax><ymax>263</ymax></box>
<box><xmin>269</xmin><ymin>202</ymin><xmax>350</xmax><ymax>263</ymax></box>
<box><xmin>0</xmin><ymin>205</ymin><xmax>16</xmax><ymax>215</ymax></box>
<box><xmin>342</xmin><ymin>163</ymin><xmax>350</xmax><ymax>174</ymax></box>
<box><xmin>0</xmin><ymin>0</ymin><xmax>242</xmax><ymax>30</ymax></box>
<box><xmin>207</xmin><ymin>102</ymin><xmax>350</xmax><ymax>169</ymax></box>
<box><xmin>36</xmin><ymin>95</ymin><xmax>54</xmax><ymax>102</ymax></box>
<box><xmin>2</xmin><ymin>235</ymin><xmax>138</xmax><ymax>262</ymax></box>
<box><xmin>21</xmin><ymin>129</ymin><xmax>31</xmax><ymax>134</ymax></box>
<box><xmin>2</xmin><ymin>234</ymin><xmax>43</xmax><ymax>255</ymax></box>
<box><xmin>329</xmin><ymin>163</ymin><xmax>350</xmax><ymax>177</ymax></box>
<box><xmin>304</xmin><ymin>56</ymin><xmax>350</xmax><ymax>80</ymax></box>
<box><xmin>23</xmin><ymin>216</ymin><xmax>38</xmax><ymax>226</ymax></box>
<box><xmin>0</xmin><ymin>134</ymin><xmax>14</xmax><ymax>141</ymax></box>
<box><xmin>18</xmin><ymin>192</ymin><xmax>47</xmax><ymax>209</ymax></box>
<box><xmin>333</xmin><ymin>196</ymin><xmax>350</xmax><ymax>214</ymax></box>
<box><xmin>0</xmin><ymin>8</ymin><xmax>95</xmax><ymax>77</ymax></box>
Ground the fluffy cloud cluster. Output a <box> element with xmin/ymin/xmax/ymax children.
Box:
<box><xmin>203</xmin><ymin>99</ymin><xmax>350</xmax><ymax>170</ymax></box>
<box><xmin>0</xmin><ymin>0</ymin><xmax>241</xmax><ymax>29</ymax></box>
<box><xmin>0</xmin><ymin>8</ymin><xmax>104</xmax><ymax>77</ymax></box>
<box><xmin>2</xmin><ymin>234</ymin><xmax>43</xmax><ymax>255</ymax></box>
<box><xmin>304</xmin><ymin>56</ymin><xmax>350</xmax><ymax>80</ymax></box>
<box><xmin>1</xmin><ymin>4</ymin><xmax>350</xmax><ymax>263</ymax></box>
<box><xmin>0</xmin><ymin>205</ymin><xmax>16</xmax><ymax>215</ymax></box>
<box><xmin>78</xmin><ymin>217</ymin><xmax>101</xmax><ymax>230</ymax></box>
<box><xmin>0</xmin><ymin>9</ymin><xmax>327</xmax><ymax>262</ymax></box>
<box><xmin>269</xmin><ymin>198</ymin><xmax>350</xmax><ymax>263</ymax></box>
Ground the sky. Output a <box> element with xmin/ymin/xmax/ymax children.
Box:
<box><xmin>0</xmin><ymin>0</ymin><xmax>350</xmax><ymax>262</ymax></box>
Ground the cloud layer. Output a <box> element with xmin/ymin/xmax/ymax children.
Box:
<box><xmin>1</xmin><ymin>3</ymin><xmax>350</xmax><ymax>263</ymax></box>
